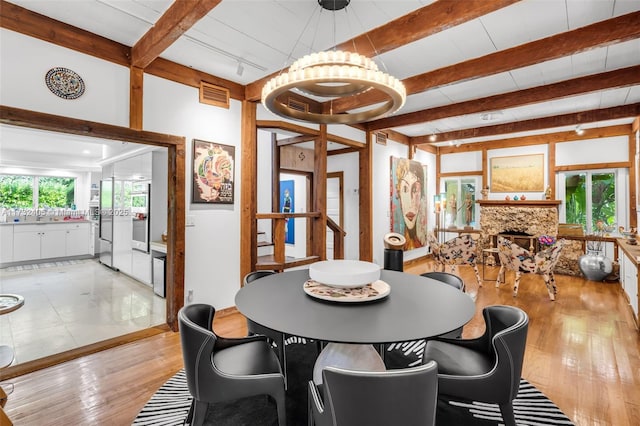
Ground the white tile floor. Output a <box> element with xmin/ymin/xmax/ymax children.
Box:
<box><xmin>0</xmin><ymin>258</ymin><xmax>165</xmax><ymax>364</ymax></box>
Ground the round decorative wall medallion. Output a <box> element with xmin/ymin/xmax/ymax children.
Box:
<box><xmin>45</xmin><ymin>67</ymin><xmax>85</xmax><ymax>99</ymax></box>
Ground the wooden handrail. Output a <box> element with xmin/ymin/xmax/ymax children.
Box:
<box><xmin>327</xmin><ymin>217</ymin><xmax>346</xmax><ymax>259</ymax></box>
<box><xmin>256</xmin><ymin>212</ymin><xmax>321</xmax><ymax>219</ymax></box>
<box><xmin>255</xmin><ymin>212</ymin><xmax>347</xmax><ymax>269</ymax></box>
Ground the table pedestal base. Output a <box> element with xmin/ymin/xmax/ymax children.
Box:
<box><xmin>313</xmin><ymin>342</ymin><xmax>385</xmax><ymax>385</ymax></box>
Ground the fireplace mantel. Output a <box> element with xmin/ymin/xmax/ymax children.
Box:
<box><xmin>477</xmin><ymin>199</ymin><xmax>560</xmax><ymax>251</ymax></box>
<box><xmin>477</xmin><ymin>200</ymin><xmax>561</xmax><ymax>208</ymax></box>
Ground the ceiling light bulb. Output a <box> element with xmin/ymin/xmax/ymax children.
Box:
<box><xmin>575</xmin><ymin>125</ymin><xmax>584</xmax><ymax>135</ymax></box>
<box><xmin>429</xmin><ymin>134</ymin><xmax>437</xmax><ymax>142</ymax></box>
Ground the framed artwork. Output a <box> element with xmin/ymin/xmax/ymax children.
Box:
<box><xmin>390</xmin><ymin>157</ymin><xmax>428</xmax><ymax>250</ymax></box>
<box><xmin>192</xmin><ymin>139</ymin><xmax>235</xmax><ymax>204</ymax></box>
<box><xmin>490</xmin><ymin>154</ymin><xmax>544</xmax><ymax>192</ymax></box>
<box><xmin>280</xmin><ymin>180</ymin><xmax>295</xmax><ymax>244</ymax></box>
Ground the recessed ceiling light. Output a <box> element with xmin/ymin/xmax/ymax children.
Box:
<box><xmin>82</xmin><ymin>149</ymin><xmax>91</xmax><ymax>155</ymax></box>
<box><xmin>480</xmin><ymin>111</ymin><xmax>503</xmax><ymax>121</ymax></box>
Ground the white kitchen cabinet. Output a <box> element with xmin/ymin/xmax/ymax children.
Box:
<box><xmin>65</xmin><ymin>223</ymin><xmax>90</xmax><ymax>256</ymax></box>
<box><xmin>618</xmin><ymin>247</ymin><xmax>639</xmax><ymax>327</ymax></box>
<box><xmin>0</xmin><ymin>225</ymin><xmax>14</xmax><ymax>263</ymax></box>
<box><xmin>12</xmin><ymin>222</ymin><xmax>91</xmax><ymax>263</ymax></box>
<box><xmin>40</xmin><ymin>228</ymin><xmax>67</xmax><ymax>259</ymax></box>
<box><xmin>131</xmin><ymin>250</ymin><xmax>152</xmax><ymax>285</ymax></box>
<box><xmin>14</xmin><ymin>225</ymin><xmax>66</xmax><ymax>261</ymax></box>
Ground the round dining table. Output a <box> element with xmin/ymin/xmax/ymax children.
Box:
<box><xmin>235</xmin><ymin>268</ymin><xmax>475</xmax><ymax>345</ymax></box>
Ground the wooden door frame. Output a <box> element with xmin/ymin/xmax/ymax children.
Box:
<box><xmin>0</xmin><ymin>105</ymin><xmax>185</xmax><ymax>376</ymax></box>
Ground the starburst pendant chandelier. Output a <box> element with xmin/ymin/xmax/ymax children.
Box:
<box><xmin>261</xmin><ymin>0</ymin><xmax>406</xmax><ymax>125</ymax></box>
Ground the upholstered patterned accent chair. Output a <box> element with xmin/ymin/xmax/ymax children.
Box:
<box><xmin>496</xmin><ymin>236</ymin><xmax>566</xmax><ymax>300</ymax></box>
<box><xmin>427</xmin><ymin>231</ymin><xmax>481</xmax><ymax>287</ymax></box>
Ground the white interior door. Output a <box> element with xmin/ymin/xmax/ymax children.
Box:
<box><xmin>326</xmin><ymin>174</ymin><xmax>343</xmax><ymax>259</ymax></box>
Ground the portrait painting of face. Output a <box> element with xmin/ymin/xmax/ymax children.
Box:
<box><xmin>390</xmin><ymin>157</ymin><xmax>428</xmax><ymax>249</ymax></box>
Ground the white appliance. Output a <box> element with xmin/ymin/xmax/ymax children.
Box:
<box><xmin>99</xmin><ymin>179</ymin><xmax>114</xmax><ymax>268</ymax></box>
<box><xmin>153</xmin><ymin>256</ymin><xmax>166</xmax><ymax>297</ymax></box>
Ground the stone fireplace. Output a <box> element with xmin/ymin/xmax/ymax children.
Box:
<box><xmin>477</xmin><ymin>200</ymin><xmax>561</xmax><ymax>252</ymax></box>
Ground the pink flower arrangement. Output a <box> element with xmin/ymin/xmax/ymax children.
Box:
<box><xmin>538</xmin><ymin>235</ymin><xmax>556</xmax><ymax>247</ymax></box>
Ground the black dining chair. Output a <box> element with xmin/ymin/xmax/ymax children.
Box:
<box><xmin>421</xmin><ymin>271</ymin><xmax>466</xmax><ymax>338</ymax></box>
<box><xmin>422</xmin><ymin>305</ymin><xmax>529</xmax><ymax>426</ymax></box>
<box><xmin>243</xmin><ymin>271</ymin><xmax>289</xmax><ymax>386</ymax></box>
<box><xmin>178</xmin><ymin>303</ymin><xmax>286</xmax><ymax>426</ymax></box>
<box><xmin>308</xmin><ymin>360</ymin><xmax>439</xmax><ymax>426</ymax></box>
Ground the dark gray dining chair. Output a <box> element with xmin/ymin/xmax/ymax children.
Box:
<box><xmin>308</xmin><ymin>360</ymin><xmax>438</xmax><ymax>426</ymax></box>
<box><xmin>243</xmin><ymin>271</ymin><xmax>289</xmax><ymax>386</ymax></box>
<box><xmin>421</xmin><ymin>271</ymin><xmax>466</xmax><ymax>338</ymax></box>
<box><xmin>423</xmin><ymin>305</ymin><xmax>529</xmax><ymax>426</ymax></box>
<box><xmin>178</xmin><ymin>303</ymin><xmax>286</xmax><ymax>426</ymax></box>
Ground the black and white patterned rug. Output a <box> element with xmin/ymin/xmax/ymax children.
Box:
<box><xmin>133</xmin><ymin>339</ymin><xmax>574</xmax><ymax>426</ymax></box>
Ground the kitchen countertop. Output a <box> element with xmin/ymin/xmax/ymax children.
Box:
<box><xmin>150</xmin><ymin>240</ymin><xmax>167</xmax><ymax>253</ymax></box>
<box><xmin>0</xmin><ymin>219</ymin><xmax>92</xmax><ymax>226</ymax></box>
<box><xmin>617</xmin><ymin>238</ymin><xmax>640</xmax><ymax>265</ymax></box>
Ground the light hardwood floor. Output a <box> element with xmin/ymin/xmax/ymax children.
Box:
<box><xmin>1</xmin><ymin>262</ymin><xmax>639</xmax><ymax>425</ymax></box>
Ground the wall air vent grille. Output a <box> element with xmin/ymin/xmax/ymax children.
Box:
<box><xmin>287</xmin><ymin>98</ymin><xmax>309</xmax><ymax>113</ymax></box>
<box><xmin>376</xmin><ymin>132</ymin><xmax>387</xmax><ymax>145</ymax></box>
<box><xmin>199</xmin><ymin>82</ymin><xmax>230</xmax><ymax>109</ymax></box>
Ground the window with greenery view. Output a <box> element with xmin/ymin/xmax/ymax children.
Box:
<box><xmin>0</xmin><ymin>175</ymin><xmax>75</xmax><ymax>209</ymax></box>
<box><xmin>565</xmin><ymin>171</ymin><xmax>616</xmax><ymax>233</ymax></box>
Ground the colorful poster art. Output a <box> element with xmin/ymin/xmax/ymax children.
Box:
<box><xmin>280</xmin><ymin>180</ymin><xmax>295</xmax><ymax>244</ymax></box>
<box><xmin>192</xmin><ymin>140</ymin><xmax>234</xmax><ymax>204</ymax></box>
<box><xmin>390</xmin><ymin>157</ymin><xmax>428</xmax><ymax>250</ymax></box>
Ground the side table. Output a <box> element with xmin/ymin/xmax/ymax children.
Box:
<box><xmin>0</xmin><ymin>294</ymin><xmax>24</xmax><ymax>368</ymax></box>
<box><xmin>0</xmin><ymin>294</ymin><xmax>22</xmax><ymax>426</ymax></box>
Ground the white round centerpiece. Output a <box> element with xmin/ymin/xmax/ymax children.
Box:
<box><xmin>309</xmin><ymin>260</ymin><xmax>381</xmax><ymax>288</ymax></box>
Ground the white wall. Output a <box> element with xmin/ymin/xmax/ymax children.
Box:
<box><xmin>143</xmin><ymin>74</ymin><xmax>242</xmax><ymax>310</ymax></box>
<box><xmin>0</xmin><ymin>29</ymin><xmax>129</xmax><ymax>126</ymax></box>
<box><xmin>556</xmin><ymin>136</ymin><xmax>629</xmax><ymax>166</ymax></box>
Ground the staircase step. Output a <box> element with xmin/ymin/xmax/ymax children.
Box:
<box><xmin>256</xmin><ymin>255</ymin><xmax>321</xmax><ymax>271</ymax></box>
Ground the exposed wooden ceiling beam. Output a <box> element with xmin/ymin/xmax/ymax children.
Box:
<box><xmin>0</xmin><ymin>0</ymin><xmax>130</xmax><ymax>66</ymax></box>
<box><xmin>412</xmin><ymin>104</ymin><xmax>640</xmax><ymax>145</ymax></box>
<box><xmin>277</xmin><ymin>135</ymin><xmax>318</xmax><ymax>146</ymax></box>
<box><xmin>330</xmin><ymin>11</ymin><xmax>640</xmax><ymax>114</ymax></box>
<box><xmin>244</xmin><ymin>0</ymin><xmax>520</xmax><ymax>101</ymax></box>
<box><xmin>131</xmin><ymin>0</ymin><xmax>222</xmax><ymax>68</ymax></box>
<box><xmin>368</xmin><ymin>65</ymin><xmax>640</xmax><ymax>131</ymax></box>
<box><xmin>434</xmin><ymin>124</ymin><xmax>632</xmax><ymax>154</ymax></box>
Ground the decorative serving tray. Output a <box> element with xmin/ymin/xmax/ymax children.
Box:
<box><xmin>303</xmin><ymin>279</ymin><xmax>390</xmax><ymax>303</ymax></box>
